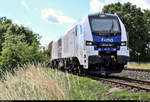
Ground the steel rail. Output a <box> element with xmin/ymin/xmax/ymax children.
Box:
<box><xmin>97</xmin><ymin>78</ymin><xmax>150</xmax><ymax>92</ymax></box>
<box><xmin>89</xmin><ymin>75</ymin><xmax>150</xmax><ymax>92</ymax></box>
<box><xmin>124</xmin><ymin>68</ymin><xmax>150</xmax><ymax>72</ymax></box>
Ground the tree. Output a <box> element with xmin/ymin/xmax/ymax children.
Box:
<box><xmin>44</xmin><ymin>41</ymin><xmax>53</xmax><ymax>60</ymax></box>
<box><xmin>0</xmin><ymin>34</ymin><xmax>47</xmax><ymax>73</ymax></box>
<box><xmin>103</xmin><ymin>2</ymin><xmax>150</xmax><ymax>62</ymax></box>
<box><xmin>0</xmin><ymin>17</ymin><xmax>40</xmax><ymax>55</ymax></box>
<box><xmin>0</xmin><ymin>17</ymin><xmax>48</xmax><ymax>74</ymax></box>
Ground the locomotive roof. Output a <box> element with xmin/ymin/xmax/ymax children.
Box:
<box><xmin>88</xmin><ymin>13</ymin><xmax>117</xmax><ymax>17</ymax></box>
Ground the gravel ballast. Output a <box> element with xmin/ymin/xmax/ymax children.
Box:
<box><xmin>112</xmin><ymin>70</ymin><xmax>150</xmax><ymax>81</ymax></box>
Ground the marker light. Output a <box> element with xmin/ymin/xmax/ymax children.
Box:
<box><xmin>99</xmin><ymin>14</ymin><xmax>106</xmax><ymax>17</ymax></box>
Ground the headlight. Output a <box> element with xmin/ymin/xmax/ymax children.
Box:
<box><xmin>86</xmin><ymin>41</ymin><xmax>93</xmax><ymax>46</ymax></box>
<box><xmin>113</xmin><ymin>48</ymin><xmax>116</xmax><ymax>51</ymax></box>
<box><xmin>121</xmin><ymin>42</ymin><xmax>126</xmax><ymax>46</ymax></box>
<box><xmin>111</xmin><ymin>55</ymin><xmax>114</xmax><ymax>58</ymax></box>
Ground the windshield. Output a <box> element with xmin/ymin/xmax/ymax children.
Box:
<box><xmin>91</xmin><ymin>18</ymin><xmax>120</xmax><ymax>32</ymax></box>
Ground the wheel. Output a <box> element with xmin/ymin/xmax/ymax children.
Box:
<box><xmin>58</xmin><ymin>61</ymin><xmax>63</xmax><ymax>70</ymax></box>
<box><xmin>53</xmin><ymin>61</ymin><xmax>58</xmax><ymax>69</ymax></box>
<box><xmin>105</xmin><ymin>73</ymin><xmax>110</xmax><ymax>77</ymax></box>
<box><xmin>49</xmin><ymin>62</ymin><xmax>53</xmax><ymax>68</ymax></box>
<box><xmin>82</xmin><ymin>69</ymin><xmax>88</xmax><ymax>75</ymax></box>
<box><xmin>95</xmin><ymin>73</ymin><xmax>102</xmax><ymax>77</ymax></box>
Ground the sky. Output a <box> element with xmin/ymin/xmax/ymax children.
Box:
<box><xmin>0</xmin><ymin>0</ymin><xmax>150</xmax><ymax>47</ymax></box>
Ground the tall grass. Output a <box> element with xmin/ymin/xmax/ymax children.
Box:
<box><xmin>0</xmin><ymin>64</ymin><xmax>103</xmax><ymax>100</ymax></box>
<box><xmin>0</xmin><ymin>64</ymin><xmax>68</xmax><ymax>100</ymax></box>
<box><xmin>0</xmin><ymin>64</ymin><xmax>150</xmax><ymax>100</ymax></box>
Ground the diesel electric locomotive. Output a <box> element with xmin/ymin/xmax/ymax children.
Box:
<box><xmin>51</xmin><ymin>13</ymin><xmax>129</xmax><ymax>75</ymax></box>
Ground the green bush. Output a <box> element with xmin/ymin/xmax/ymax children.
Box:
<box><xmin>0</xmin><ymin>34</ymin><xmax>47</xmax><ymax>74</ymax></box>
<box><xmin>0</xmin><ymin>17</ymin><xmax>48</xmax><ymax>75</ymax></box>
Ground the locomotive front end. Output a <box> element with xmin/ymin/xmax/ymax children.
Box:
<box><xmin>85</xmin><ymin>14</ymin><xmax>129</xmax><ymax>74</ymax></box>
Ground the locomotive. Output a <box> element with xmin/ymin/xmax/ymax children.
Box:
<box><xmin>51</xmin><ymin>13</ymin><xmax>129</xmax><ymax>75</ymax></box>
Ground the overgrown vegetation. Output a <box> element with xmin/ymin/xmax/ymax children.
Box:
<box><xmin>0</xmin><ymin>64</ymin><xmax>67</xmax><ymax>100</ymax></box>
<box><xmin>0</xmin><ymin>64</ymin><xmax>150</xmax><ymax>100</ymax></box>
<box><xmin>0</xmin><ymin>17</ymin><xmax>47</xmax><ymax>76</ymax></box>
<box><xmin>103</xmin><ymin>2</ymin><xmax>150</xmax><ymax>62</ymax></box>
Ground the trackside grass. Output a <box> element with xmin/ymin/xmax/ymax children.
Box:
<box><xmin>0</xmin><ymin>64</ymin><xmax>149</xmax><ymax>100</ymax></box>
<box><xmin>129</xmin><ymin>62</ymin><xmax>150</xmax><ymax>69</ymax></box>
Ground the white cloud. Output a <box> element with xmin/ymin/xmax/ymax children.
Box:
<box><xmin>41</xmin><ymin>8</ymin><xmax>76</xmax><ymax>24</ymax></box>
<box><xmin>90</xmin><ymin>0</ymin><xmax>119</xmax><ymax>13</ymax></box>
<box><xmin>90</xmin><ymin>0</ymin><xmax>105</xmax><ymax>12</ymax></box>
<box><xmin>21</xmin><ymin>0</ymin><xmax>28</xmax><ymax>8</ymax></box>
<box><xmin>90</xmin><ymin>0</ymin><xmax>150</xmax><ymax>13</ymax></box>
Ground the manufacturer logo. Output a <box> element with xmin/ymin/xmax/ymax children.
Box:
<box><xmin>101</xmin><ymin>38</ymin><xmax>114</xmax><ymax>42</ymax></box>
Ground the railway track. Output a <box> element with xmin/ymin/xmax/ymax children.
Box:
<box><xmin>89</xmin><ymin>75</ymin><xmax>150</xmax><ymax>92</ymax></box>
<box><xmin>72</xmin><ymin>71</ymin><xmax>150</xmax><ymax>92</ymax></box>
<box><xmin>69</xmin><ymin>71</ymin><xmax>150</xmax><ymax>92</ymax></box>
<box><xmin>58</xmin><ymin>68</ymin><xmax>150</xmax><ymax>92</ymax></box>
<box><xmin>124</xmin><ymin>68</ymin><xmax>150</xmax><ymax>72</ymax></box>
